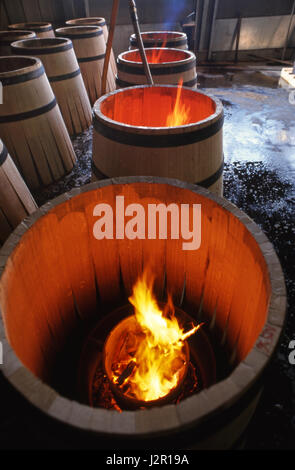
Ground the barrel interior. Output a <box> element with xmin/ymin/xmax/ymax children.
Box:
<box><xmin>122</xmin><ymin>48</ymin><xmax>191</xmax><ymax>64</ymax></box>
<box><xmin>0</xmin><ymin>56</ymin><xmax>37</xmax><ymax>73</ymax></box>
<box><xmin>0</xmin><ymin>182</ymin><xmax>270</xmax><ymax>402</ymax></box>
<box><xmin>97</xmin><ymin>86</ymin><xmax>216</xmax><ymax>128</ymax></box>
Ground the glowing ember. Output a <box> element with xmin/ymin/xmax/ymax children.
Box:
<box><xmin>110</xmin><ymin>271</ymin><xmax>202</xmax><ymax>402</ymax></box>
<box><xmin>166</xmin><ymin>79</ymin><xmax>191</xmax><ymax>127</ymax></box>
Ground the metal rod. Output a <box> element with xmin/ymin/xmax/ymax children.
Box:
<box><xmin>129</xmin><ymin>0</ymin><xmax>154</xmax><ymax>85</ymax></box>
<box><xmin>234</xmin><ymin>15</ymin><xmax>242</xmax><ymax>63</ymax></box>
<box><xmin>101</xmin><ymin>0</ymin><xmax>120</xmax><ymax>96</ymax></box>
<box><xmin>282</xmin><ymin>0</ymin><xmax>295</xmax><ymax>61</ymax></box>
<box><xmin>207</xmin><ymin>0</ymin><xmax>219</xmax><ymax>61</ymax></box>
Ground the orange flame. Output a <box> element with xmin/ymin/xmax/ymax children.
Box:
<box><xmin>112</xmin><ymin>271</ymin><xmax>202</xmax><ymax>402</ymax></box>
<box><xmin>166</xmin><ymin>78</ymin><xmax>191</xmax><ymax>127</ymax></box>
<box><xmin>149</xmin><ymin>37</ymin><xmax>168</xmax><ymax>64</ymax></box>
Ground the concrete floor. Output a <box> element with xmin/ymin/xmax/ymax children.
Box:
<box><xmin>1</xmin><ymin>66</ymin><xmax>294</xmax><ymax>449</ymax></box>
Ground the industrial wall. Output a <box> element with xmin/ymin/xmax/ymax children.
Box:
<box><xmin>0</xmin><ymin>0</ymin><xmax>294</xmax><ymax>60</ymax></box>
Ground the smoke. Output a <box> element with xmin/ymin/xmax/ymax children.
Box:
<box><xmin>161</xmin><ymin>0</ymin><xmax>192</xmax><ymax>28</ymax></box>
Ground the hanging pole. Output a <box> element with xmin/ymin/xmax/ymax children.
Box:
<box><xmin>129</xmin><ymin>0</ymin><xmax>154</xmax><ymax>85</ymax></box>
<box><xmin>101</xmin><ymin>0</ymin><xmax>120</xmax><ymax>96</ymax></box>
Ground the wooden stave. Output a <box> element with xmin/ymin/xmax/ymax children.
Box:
<box><xmin>0</xmin><ymin>176</ymin><xmax>286</xmax><ymax>447</ymax></box>
<box><xmin>92</xmin><ymin>85</ymin><xmax>223</xmax><ymax>195</ymax></box>
<box><xmin>11</xmin><ymin>38</ymin><xmax>93</xmax><ymax>136</ymax></box>
<box><xmin>55</xmin><ymin>26</ymin><xmax>116</xmax><ymax>105</ymax></box>
<box><xmin>0</xmin><ymin>56</ymin><xmax>77</xmax><ymax>190</ymax></box>
<box><xmin>116</xmin><ymin>48</ymin><xmax>197</xmax><ymax>88</ymax></box>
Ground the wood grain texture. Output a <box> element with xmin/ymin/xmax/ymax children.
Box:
<box><xmin>55</xmin><ymin>26</ymin><xmax>116</xmax><ymax>106</ymax></box>
<box><xmin>11</xmin><ymin>38</ymin><xmax>92</xmax><ymax>136</ymax></box>
<box><xmin>0</xmin><ymin>56</ymin><xmax>76</xmax><ymax>190</ymax></box>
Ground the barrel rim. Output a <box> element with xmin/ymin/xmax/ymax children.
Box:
<box><xmin>9</xmin><ymin>22</ymin><xmax>53</xmax><ymax>32</ymax></box>
<box><xmin>130</xmin><ymin>31</ymin><xmax>187</xmax><ymax>42</ymax></box>
<box><xmin>11</xmin><ymin>37</ymin><xmax>73</xmax><ymax>55</ymax></box>
<box><xmin>118</xmin><ymin>48</ymin><xmax>196</xmax><ymax>68</ymax></box>
<box><xmin>0</xmin><ymin>31</ymin><xmax>36</xmax><ymax>43</ymax></box>
<box><xmin>0</xmin><ymin>55</ymin><xmax>42</xmax><ymax>80</ymax></box>
<box><xmin>0</xmin><ymin>176</ymin><xmax>287</xmax><ymax>437</ymax></box>
<box><xmin>66</xmin><ymin>17</ymin><xmax>106</xmax><ymax>27</ymax></box>
<box><xmin>55</xmin><ymin>25</ymin><xmax>103</xmax><ymax>39</ymax></box>
<box><xmin>93</xmin><ymin>85</ymin><xmax>223</xmax><ymax>135</ymax></box>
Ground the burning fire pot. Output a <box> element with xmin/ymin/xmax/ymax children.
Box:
<box><xmin>92</xmin><ymin>85</ymin><xmax>224</xmax><ymax>195</ymax></box>
<box><xmin>116</xmin><ymin>48</ymin><xmax>197</xmax><ymax>89</ymax></box>
<box><xmin>0</xmin><ymin>178</ymin><xmax>286</xmax><ymax>449</ymax></box>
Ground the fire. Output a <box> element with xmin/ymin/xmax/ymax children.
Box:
<box><xmin>111</xmin><ymin>271</ymin><xmax>202</xmax><ymax>402</ymax></box>
<box><xmin>149</xmin><ymin>37</ymin><xmax>168</xmax><ymax>64</ymax></box>
<box><xmin>166</xmin><ymin>79</ymin><xmax>191</xmax><ymax>127</ymax></box>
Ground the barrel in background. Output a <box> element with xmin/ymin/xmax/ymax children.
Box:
<box><xmin>116</xmin><ymin>48</ymin><xmax>197</xmax><ymax>88</ymax></box>
<box><xmin>11</xmin><ymin>38</ymin><xmax>92</xmax><ymax>137</ymax></box>
<box><xmin>55</xmin><ymin>26</ymin><xmax>116</xmax><ymax>106</ymax></box>
<box><xmin>0</xmin><ymin>56</ymin><xmax>76</xmax><ymax>191</ymax></box>
<box><xmin>66</xmin><ymin>17</ymin><xmax>117</xmax><ymax>76</ymax></box>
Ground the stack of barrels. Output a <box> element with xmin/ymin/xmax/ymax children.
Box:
<box><xmin>0</xmin><ymin>17</ymin><xmax>118</xmax><ymax>247</ymax></box>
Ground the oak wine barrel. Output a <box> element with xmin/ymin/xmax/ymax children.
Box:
<box><xmin>0</xmin><ymin>177</ymin><xmax>286</xmax><ymax>449</ymax></box>
<box><xmin>55</xmin><ymin>26</ymin><xmax>116</xmax><ymax>106</ymax></box>
<box><xmin>0</xmin><ymin>30</ymin><xmax>36</xmax><ymax>56</ymax></box>
<box><xmin>116</xmin><ymin>48</ymin><xmax>197</xmax><ymax>88</ymax></box>
<box><xmin>130</xmin><ymin>31</ymin><xmax>188</xmax><ymax>50</ymax></box>
<box><xmin>66</xmin><ymin>17</ymin><xmax>117</xmax><ymax>76</ymax></box>
<box><xmin>92</xmin><ymin>85</ymin><xmax>224</xmax><ymax>195</ymax></box>
<box><xmin>0</xmin><ymin>139</ymin><xmax>37</xmax><ymax>246</ymax></box>
<box><xmin>11</xmin><ymin>38</ymin><xmax>92</xmax><ymax>136</ymax></box>
<box><xmin>0</xmin><ymin>56</ymin><xmax>77</xmax><ymax>190</ymax></box>
<box><xmin>8</xmin><ymin>22</ymin><xmax>55</xmax><ymax>39</ymax></box>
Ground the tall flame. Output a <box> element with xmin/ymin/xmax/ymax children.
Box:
<box><xmin>149</xmin><ymin>37</ymin><xmax>168</xmax><ymax>64</ymax></box>
<box><xmin>166</xmin><ymin>78</ymin><xmax>191</xmax><ymax>127</ymax></box>
<box><xmin>112</xmin><ymin>271</ymin><xmax>202</xmax><ymax>402</ymax></box>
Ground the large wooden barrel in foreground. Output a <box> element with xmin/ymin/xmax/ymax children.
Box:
<box><xmin>130</xmin><ymin>31</ymin><xmax>188</xmax><ymax>50</ymax></box>
<box><xmin>0</xmin><ymin>56</ymin><xmax>76</xmax><ymax>190</ymax></box>
<box><xmin>0</xmin><ymin>178</ymin><xmax>286</xmax><ymax>449</ymax></box>
<box><xmin>66</xmin><ymin>17</ymin><xmax>117</xmax><ymax>76</ymax></box>
<box><xmin>116</xmin><ymin>48</ymin><xmax>197</xmax><ymax>88</ymax></box>
<box><xmin>55</xmin><ymin>26</ymin><xmax>116</xmax><ymax>106</ymax></box>
<box><xmin>11</xmin><ymin>38</ymin><xmax>92</xmax><ymax>136</ymax></box>
<box><xmin>8</xmin><ymin>22</ymin><xmax>55</xmax><ymax>39</ymax></box>
<box><xmin>0</xmin><ymin>139</ymin><xmax>37</xmax><ymax>245</ymax></box>
<box><xmin>0</xmin><ymin>30</ymin><xmax>36</xmax><ymax>56</ymax></box>
<box><xmin>93</xmin><ymin>85</ymin><xmax>224</xmax><ymax>195</ymax></box>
